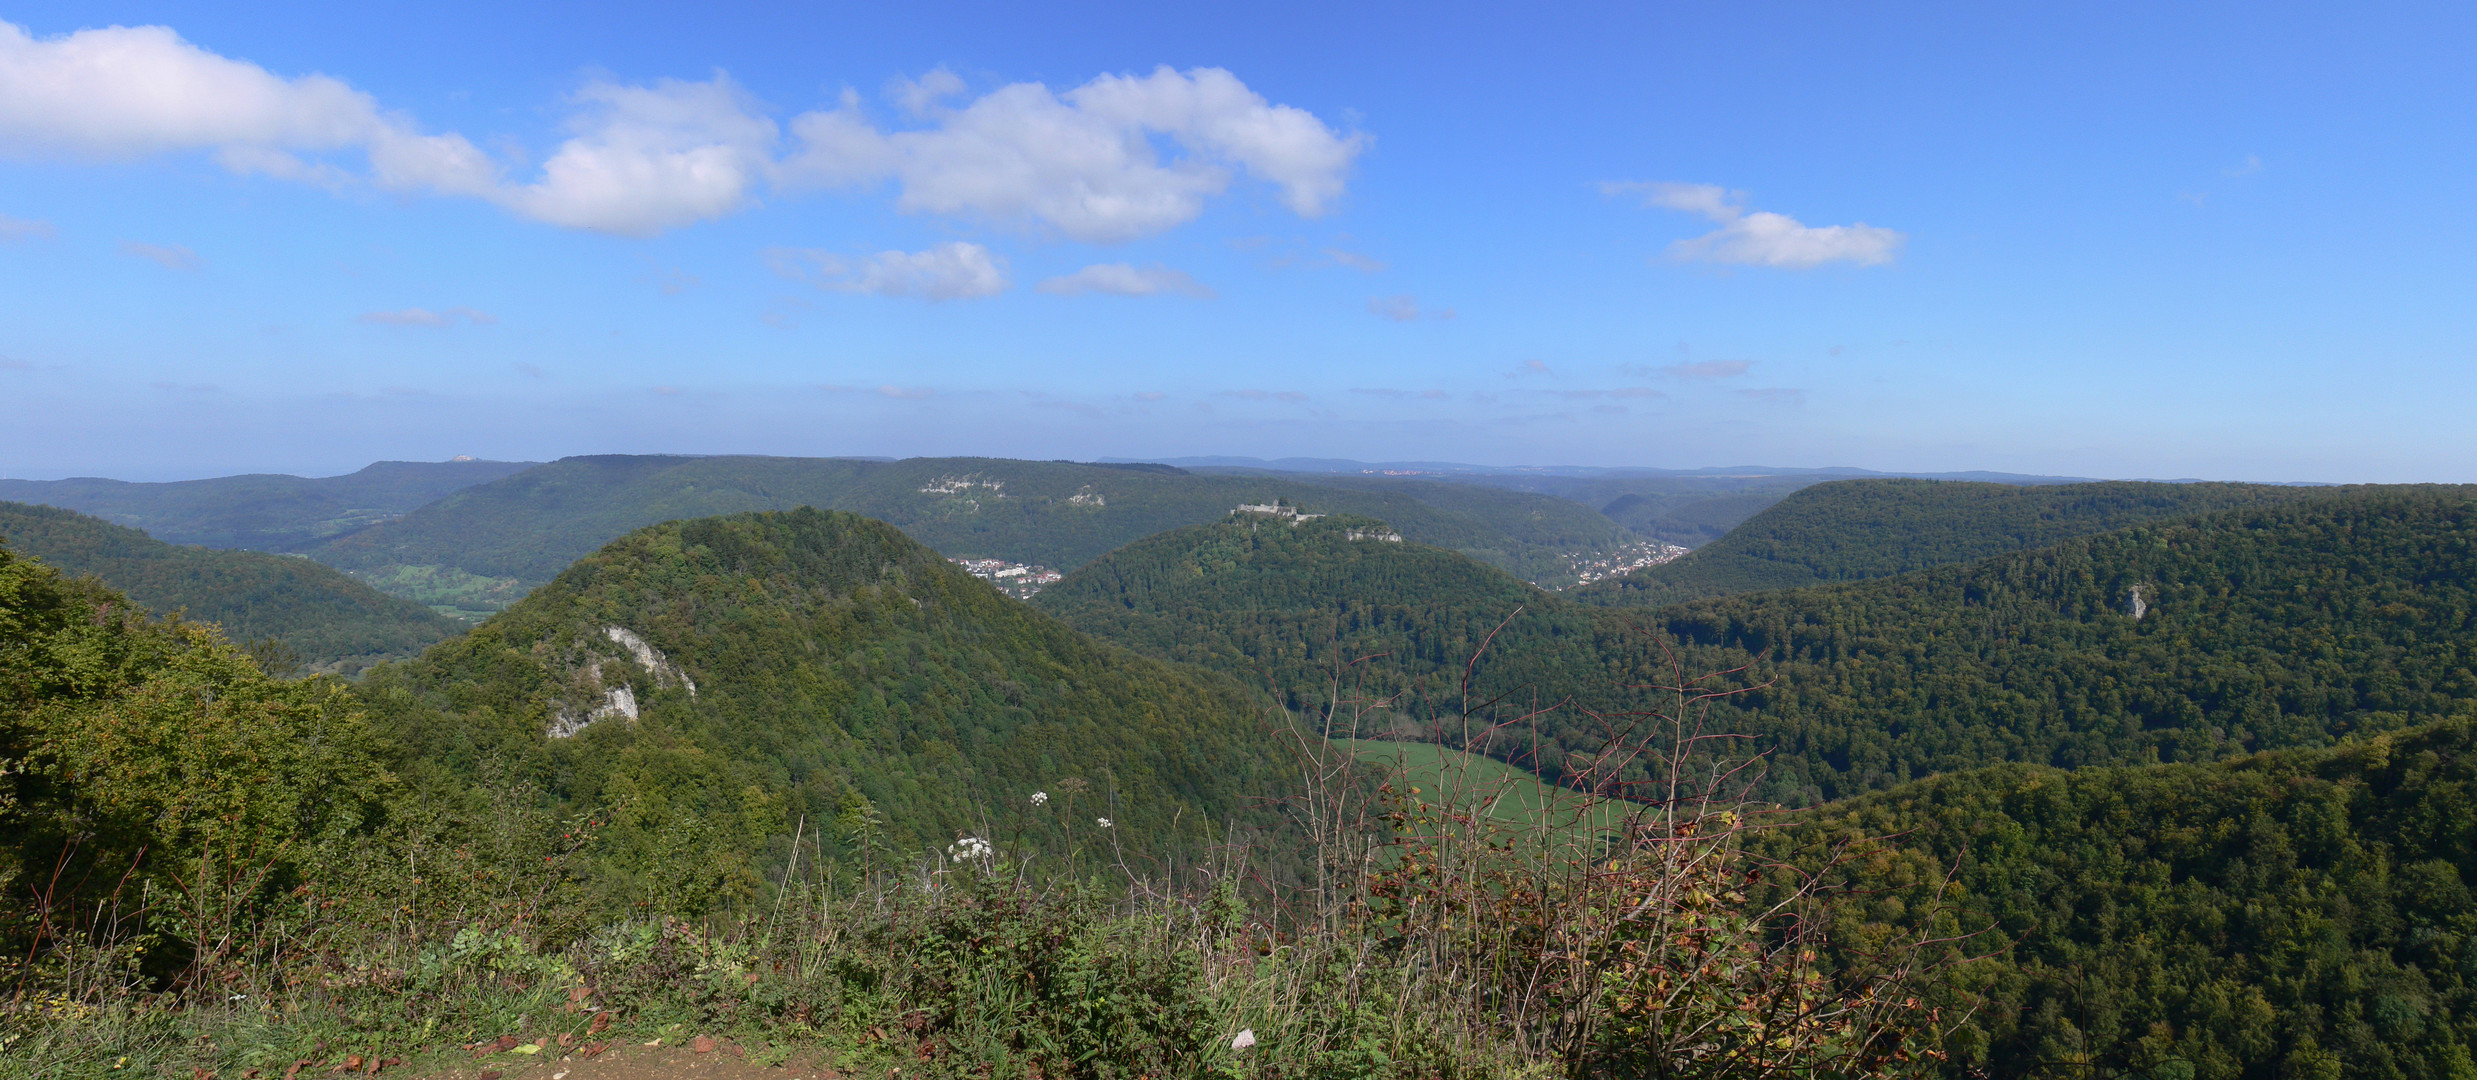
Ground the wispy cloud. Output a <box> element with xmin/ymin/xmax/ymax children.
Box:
<box><xmin>878</xmin><ymin>385</ymin><xmax>933</xmax><ymax>399</ymax></box>
<box><xmin>1735</xmin><ymin>387</ymin><xmax>1806</xmax><ymax>404</ymax></box>
<box><xmin>357</xmin><ymin>306</ymin><xmax>496</xmax><ymax>326</ymax></box>
<box><xmin>0</xmin><ymin>213</ymin><xmax>55</xmax><ymax>242</ymax></box>
<box><xmin>1660</xmin><ymin>359</ymin><xmax>1752</xmax><ymax>379</ymax></box>
<box><xmin>767</xmin><ymin>242</ymin><xmax>1009</xmax><ymax>301</ymax></box>
<box><xmin>1216</xmin><ymin>389</ymin><xmax>1308</xmax><ymax>403</ymax></box>
<box><xmin>1324</xmin><ymin>247</ymin><xmax>1385</xmax><ymax>272</ymax></box>
<box><xmin>1368</xmin><ymin>294</ymin><xmax>1453</xmax><ymax>322</ymax></box>
<box><xmin>1604</xmin><ymin>181</ymin><xmax>1902</xmax><ymax>268</ymax></box>
<box><xmin>1036</xmin><ymin>262</ymin><xmax>1213</xmax><ymax>298</ymax></box>
<box><xmin>119</xmin><ymin>240</ymin><xmax>200</xmax><ymax>270</ymax></box>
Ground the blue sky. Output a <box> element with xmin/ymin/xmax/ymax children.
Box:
<box><xmin>1</xmin><ymin>1</ymin><xmax>2470</xmax><ymax>481</ymax></box>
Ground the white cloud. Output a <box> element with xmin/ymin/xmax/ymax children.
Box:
<box><xmin>118</xmin><ymin>240</ymin><xmax>198</xmax><ymax>270</ymax></box>
<box><xmin>783</xmin><ymin>66</ymin><xmax>1364</xmax><ymax>242</ymax></box>
<box><xmin>1606</xmin><ymin>181</ymin><xmax>1903</xmax><ymax>268</ymax></box>
<box><xmin>357</xmin><ymin>306</ymin><xmax>495</xmax><ymax>326</ymax></box>
<box><xmin>0</xmin><ymin>20</ymin><xmax>499</xmax><ymax>194</ymax></box>
<box><xmin>494</xmin><ymin>76</ymin><xmax>778</xmax><ymax>235</ymax></box>
<box><xmin>765</xmin><ymin>241</ymin><xmax>1008</xmax><ymax>301</ymax></box>
<box><xmin>890</xmin><ymin>67</ymin><xmax>968</xmax><ymax>118</ymax></box>
<box><xmin>0</xmin><ymin>21</ymin><xmax>1357</xmax><ymax>239</ymax></box>
<box><xmin>1037</xmin><ymin>262</ymin><xmax>1213</xmax><ymax>298</ymax></box>
<box><xmin>0</xmin><ymin>212</ymin><xmax>54</xmax><ymax>241</ymax></box>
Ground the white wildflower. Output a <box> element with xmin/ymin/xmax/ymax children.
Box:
<box><xmin>1231</xmin><ymin>1029</ymin><xmax>1256</xmax><ymax>1051</ymax></box>
<box><xmin>1096</xmin><ymin>817</ymin><xmax>1113</xmax><ymax>828</ymax></box>
<box><xmin>946</xmin><ymin>836</ymin><xmax>994</xmax><ymax>861</ymax></box>
<box><xmin>1030</xmin><ymin>791</ymin><xmax>1049</xmax><ymax>806</ymax></box>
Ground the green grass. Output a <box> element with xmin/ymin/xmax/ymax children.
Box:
<box><xmin>1345</xmin><ymin>739</ymin><xmax>1629</xmax><ymax>835</ymax></box>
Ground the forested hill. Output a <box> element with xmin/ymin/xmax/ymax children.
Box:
<box><xmin>1791</xmin><ymin>714</ymin><xmax>2477</xmax><ymax>1078</ymax></box>
<box><xmin>1031</xmin><ymin>511</ymin><xmax>1610</xmax><ymax>719</ymax></box>
<box><xmin>1572</xmin><ymin>478</ymin><xmax>2324</xmax><ymax>607</ymax></box>
<box><xmin>1659</xmin><ymin>485</ymin><xmax>2477</xmax><ymax>802</ymax></box>
<box><xmin>355</xmin><ymin>507</ymin><xmax>1289</xmax><ymax>902</ymax></box>
<box><xmin>1042</xmin><ymin>486</ymin><xmax>2477</xmax><ymax>811</ymax></box>
<box><xmin>0</xmin><ymin>457</ymin><xmax>535</xmax><ymax>551</ymax></box>
<box><xmin>309</xmin><ymin>454</ymin><xmax>1633</xmax><ymax>615</ymax></box>
<box><xmin>0</xmin><ymin>501</ymin><xmax>460</xmax><ymax>673</ymax></box>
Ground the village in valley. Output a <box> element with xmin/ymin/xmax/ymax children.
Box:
<box><xmin>947</xmin><ymin>556</ymin><xmax>1065</xmax><ymax>598</ymax></box>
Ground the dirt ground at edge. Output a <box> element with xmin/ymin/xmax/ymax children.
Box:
<box><xmin>400</xmin><ymin>1039</ymin><xmax>867</xmax><ymax>1080</ymax></box>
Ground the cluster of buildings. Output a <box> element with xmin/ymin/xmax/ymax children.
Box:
<box><xmin>1564</xmin><ymin>540</ymin><xmax>1691</xmax><ymax>586</ymax></box>
<box><xmin>949</xmin><ymin>556</ymin><xmax>1065</xmax><ymax>599</ymax></box>
<box><xmin>1233</xmin><ymin>502</ymin><xmax>1325</xmax><ymax>523</ymax></box>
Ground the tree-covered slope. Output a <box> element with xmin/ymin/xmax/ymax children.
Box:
<box><xmin>1791</xmin><ymin>715</ymin><xmax>2477</xmax><ymax>1079</ymax></box>
<box><xmin>0</xmin><ymin>457</ymin><xmax>536</xmax><ymax>551</ymax></box>
<box><xmin>1656</xmin><ymin>485</ymin><xmax>2477</xmax><ymax>802</ymax></box>
<box><xmin>355</xmin><ymin>507</ymin><xmax>1289</xmax><ymax>907</ymax></box>
<box><xmin>309</xmin><ymin>454</ymin><xmax>1636</xmax><ymax>614</ymax></box>
<box><xmin>0</xmin><ymin>501</ymin><xmax>461</xmax><ymax>673</ymax></box>
<box><xmin>1573</xmin><ymin>478</ymin><xmax>2324</xmax><ymax>606</ymax></box>
<box><xmin>1031</xmin><ymin>512</ymin><xmax>1607</xmax><ymax>718</ymax></box>
<box><xmin>1046</xmin><ymin>486</ymin><xmax>2477</xmax><ymax>810</ymax></box>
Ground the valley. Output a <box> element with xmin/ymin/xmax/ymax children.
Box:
<box><xmin>6</xmin><ymin>459</ymin><xmax>2474</xmax><ymax>1078</ymax></box>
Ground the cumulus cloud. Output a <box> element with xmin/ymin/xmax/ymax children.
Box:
<box><xmin>0</xmin><ymin>21</ymin><xmax>1359</xmax><ymax>239</ymax></box>
<box><xmin>766</xmin><ymin>242</ymin><xmax>1008</xmax><ymax>300</ymax></box>
<box><xmin>1</xmin><ymin>20</ymin><xmax>499</xmax><ymax>197</ymax></box>
<box><xmin>783</xmin><ymin>66</ymin><xmax>1365</xmax><ymax>242</ymax></box>
<box><xmin>119</xmin><ymin>240</ymin><xmax>198</xmax><ymax>270</ymax></box>
<box><xmin>494</xmin><ymin>76</ymin><xmax>779</xmax><ymax>235</ymax></box>
<box><xmin>1605</xmin><ymin>181</ymin><xmax>1903</xmax><ymax>268</ymax></box>
<box><xmin>1661</xmin><ymin>359</ymin><xmax>1752</xmax><ymax>379</ymax></box>
<box><xmin>0</xmin><ymin>212</ymin><xmax>54</xmax><ymax>241</ymax></box>
<box><xmin>357</xmin><ymin>306</ymin><xmax>495</xmax><ymax>326</ymax></box>
<box><xmin>1036</xmin><ymin>262</ymin><xmax>1213</xmax><ymax>298</ymax></box>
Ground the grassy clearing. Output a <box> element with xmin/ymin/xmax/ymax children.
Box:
<box><xmin>1343</xmin><ymin>739</ymin><xmax>1630</xmax><ymax>835</ymax></box>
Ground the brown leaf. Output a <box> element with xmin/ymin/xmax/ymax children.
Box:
<box><xmin>479</xmin><ymin>1073</ymin><xmax>502</xmax><ymax>1080</ymax></box>
<box><xmin>283</xmin><ymin>1061</ymin><xmax>307</xmax><ymax>1080</ymax></box>
<box><xmin>194</xmin><ymin>1070</ymin><xmax>216</xmax><ymax>1080</ymax></box>
<box><xmin>588</xmin><ymin>1011</ymin><xmax>611</xmax><ymax>1035</ymax></box>
<box><xmin>339</xmin><ymin>1057</ymin><xmax>363</xmax><ymax>1072</ymax></box>
<box><xmin>558</xmin><ymin>1033</ymin><xmax>575</xmax><ymax>1049</ymax></box>
<box><xmin>580</xmin><ymin>1042</ymin><xmax>609</xmax><ymax>1059</ymax></box>
<box><xmin>692</xmin><ymin>1035</ymin><xmax>716</xmax><ymax>1054</ymax></box>
<box><xmin>494</xmin><ymin>1036</ymin><xmax>520</xmax><ymax>1052</ymax></box>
